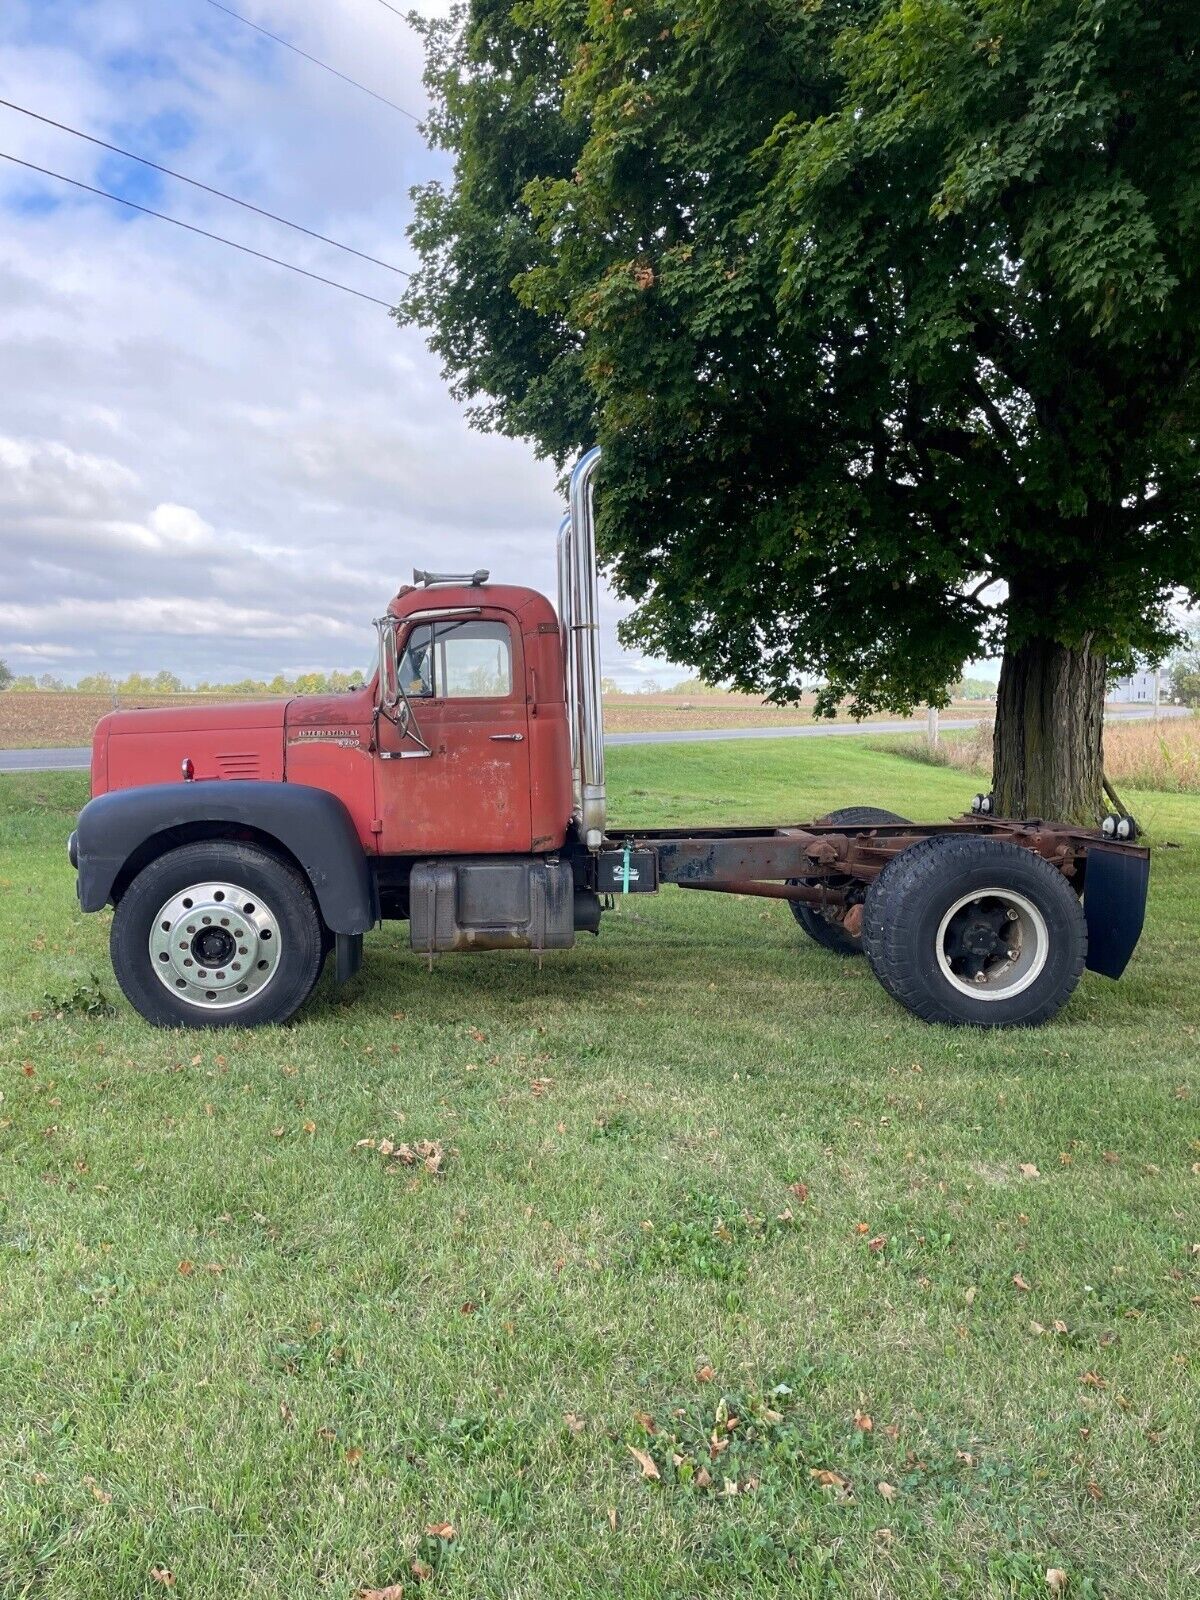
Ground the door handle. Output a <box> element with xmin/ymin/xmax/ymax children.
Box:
<box><xmin>489</xmin><ymin>732</ymin><xmax>524</xmax><ymax>742</ymax></box>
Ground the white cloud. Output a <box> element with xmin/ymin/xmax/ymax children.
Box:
<box><xmin>0</xmin><ymin>0</ymin><xmax>676</xmax><ymax>691</ymax></box>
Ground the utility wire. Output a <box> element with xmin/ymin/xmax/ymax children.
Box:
<box><xmin>0</xmin><ymin>97</ymin><xmax>408</xmax><ymax>276</ymax></box>
<box><xmin>370</xmin><ymin>0</ymin><xmax>409</xmax><ymax>17</ymax></box>
<box><xmin>199</xmin><ymin>0</ymin><xmax>420</xmax><ymax>121</ymax></box>
<box><xmin>0</xmin><ymin>150</ymin><xmax>396</xmax><ymax>307</ymax></box>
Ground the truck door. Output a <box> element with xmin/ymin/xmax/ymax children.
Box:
<box><xmin>375</xmin><ymin>610</ymin><xmax>532</xmax><ymax>855</ymax></box>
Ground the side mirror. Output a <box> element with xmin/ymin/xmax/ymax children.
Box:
<box><xmin>375</xmin><ymin>615</ymin><xmax>400</xmax><ymax>712</ymax></box>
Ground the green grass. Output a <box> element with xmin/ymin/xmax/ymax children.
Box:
<box><xmin>1</xmin><ymin>741</ymin><xmax>1198</xmax><ymax>1600</ymax></box>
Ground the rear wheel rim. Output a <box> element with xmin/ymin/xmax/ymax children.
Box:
<box><xmin>935</xmin><ymin>887</ymin><xmax>1049</xmax><ymax>1001</ymax></box>
<box><xmin>149</xmin><ymin>881</ymin><xmax>281</xmax><ymax>1010</ymax></box>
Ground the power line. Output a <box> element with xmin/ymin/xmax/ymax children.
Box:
<box><xmin>370</xmin><ymin>0</ymin><xmax>409</xmax><ymax>16</ymax></box>
<box><xmin>0</xmin><ymin>97</ymin><xmax>408</xmax><ymax>276</ymax></box>
<box><xmin>199</xmin><ymin>0</ymin><xmax>421</xmax><ymax>122</ymax></box>
<box><xmin>0</xmin><ymin>150</ymin><xmax>397</xmax><ymax>308</ymax></box>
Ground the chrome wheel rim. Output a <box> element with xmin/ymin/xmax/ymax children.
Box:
<box><xmin>935</xmin><ymin>887</ymin><xmax>1048</xmax><ymax>1002</ymax></box>
<box><xmin>149</xmin><ymin>881</ymin><xmax>281</xmax><ymax>1010</ymax></box>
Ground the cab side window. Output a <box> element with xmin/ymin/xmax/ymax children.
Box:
<box><xmin>398</xmin><ymin>620</ymin><xmax>512</xmax><ymax>699</ymax></box>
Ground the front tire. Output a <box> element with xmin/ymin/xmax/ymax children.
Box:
<box><xmin>111</xmin><ymin>840</ymin><xmax>325</xmax><ymax>1028</ymax></box>
<box><xmin>862</xmin><ymin>835</ymin><xmax>1087</xmax><ymax>1027</ymax></box>
<box><xmin>790</xmin><ymin>806</ymin><xmax>910</xmax><ymax>955</ymax></box>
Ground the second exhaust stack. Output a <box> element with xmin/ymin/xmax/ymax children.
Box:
<box><xmin>560</xmin><ymin>446</ymin><xmax>606</xmax><ymax>849</ymax></box>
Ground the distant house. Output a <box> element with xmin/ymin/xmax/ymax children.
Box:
<box><xmin>1107</xmin><ymin>671</ymin><xmax>1169</xmax><ymax>705</ymax></box>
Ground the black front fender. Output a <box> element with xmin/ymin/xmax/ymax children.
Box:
<box><xmin>73</xmin><ymin>781</ymin><xmax>377</xmax><ymax>935</ymax></box>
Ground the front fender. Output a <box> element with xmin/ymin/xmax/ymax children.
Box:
<box><xmin>73</xmin><ymin>781</ymin><xmax>377</xmax><ymax>935</ymax></box>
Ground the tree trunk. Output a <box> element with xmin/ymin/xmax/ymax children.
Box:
<box><xmin>993</xmin><ymin>632</ymin><xmax>1106</xmax><ymax>824</ymax></box>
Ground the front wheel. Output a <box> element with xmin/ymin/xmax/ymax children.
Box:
<box><xmin>111</xmin><ymin>840</ymin><xmax>325</xmax><ymax>1028</ymax></box>
<box><xmin>862</xmin><ymin>835</ymin><xmax>1087</xmax><ymax>1028</ymax></box>
<box><xmin>789</xmin><ymin>806</ymin><xmax>910</xmax><ymax>955</ymax></box>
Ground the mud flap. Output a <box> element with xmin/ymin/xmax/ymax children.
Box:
<box><xmin>335</xmin><ymin>932</ymin><xmax>363</xmax><ymax>984</ymax></box>
<box><xmin>1083</xmin><ymin>845</ymin><xmax>1150</xmax><ymax>978</ymax></box>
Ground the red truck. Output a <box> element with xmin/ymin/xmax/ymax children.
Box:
<box><xmin>69</xmin><ymin>450</ymin><xmax>1149</xmax><ymax>1031</ymax></box>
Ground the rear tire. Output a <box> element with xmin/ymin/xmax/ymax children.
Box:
<box><xmin>862</xmin><ymin>835</ymin><xmax>1086</xmax><ymax>1027</ymax></box>
<box><xmin>789</xmin><ymin>806</ymin><xmax>910</xmax><ymax>955</ymax></box>
<box><xmin>111</xmin><ymin>840</ymin><xmax>325</xmax><ymax>1029</ymax></box>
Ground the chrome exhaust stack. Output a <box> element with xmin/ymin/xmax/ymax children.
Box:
<box><xmin>555</xmin><ymin>513</ymin><xmax>579</xmax><ymax>818</ymax></box>
<box><xmin>556</xmin><ymin>447</ymin><xmax>606</xmax><ymax>849</ymax></box>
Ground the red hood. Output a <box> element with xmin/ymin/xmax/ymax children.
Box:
<box><xmin>98</xmin><ymin>699</ymin><xmax>290</xmax><ymax>738</ymax></box>
<box><xmin>94</xmin><ymin>698</ymin><xmax>290</xmax><ymax>793</ymax></box>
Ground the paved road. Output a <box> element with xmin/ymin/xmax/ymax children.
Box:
<box><xmin>0</xmin><ymin>706</ymin><xmax>1183</xmax><ymax>773</ymax></box>
<box><xmin>0</xmin><ymin>745</ymin><xmax>92</xmax><ymax>772</ymax></box>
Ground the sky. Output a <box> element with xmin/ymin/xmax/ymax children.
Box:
<box><xmin>0</xmin><ymin>0</ymin><xmax>681</xmax><ymax>689</ymax></box>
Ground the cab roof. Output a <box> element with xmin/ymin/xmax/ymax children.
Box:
<box><xmin>387</xmin><ymin>582</ymin><xmax>559</xmax><ymax>630</ymax></box>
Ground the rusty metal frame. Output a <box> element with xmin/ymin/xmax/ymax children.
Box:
<box><xmin>612</xmin><ymin>817</ymin><xmax>1149</xmax><ymax>906</ymax></box>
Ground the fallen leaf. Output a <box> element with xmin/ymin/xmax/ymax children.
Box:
<box><xmin>302</xmin><ymin>1120</ymin><xmax>316</xmax><ymax>1135</ymax></box>
<box><xmin>357</xmin><ymin>1585</ymin><xmax>406</xmax><ymax>1600</ymax></box>
<box><xmin>965</xmin><ymin>1285</ymin><xmax>977</xmax><ymax>1306</ymax></box>
<box><xmin>809</xmin><ymin>1467</ymin><xmax>847</xmax><ymax>1488</ymax></box>
<box><xmin>626</xmin><ymin>1445</ymin><xmax>660</xmax><ymax>1480</ymax></box>
<box><xmin>694</xmin><ymin>1465</ymin><xmax>712</xmax><ymax>1489</ymax></box>
<box><xmin>1019</xmin><ymin>1163</ymin><xmax>1040</xmax><ymax>1177</ymax></box>
<box><xmin>1080</xmin><ymin>1371</ymin><xmax>1107</xmax><ymax>1388</ymax></box>
<box><xmin>1012</xmin><ymin>1273</ymin><xmax>1032</xmax><ymax>1292</ymax></box>
<box><xmin>875</xmin><ymin>1527</ymin><xmax>894</xmax><ymax>1548</ymax></box>
<box><xmin>563</xmin><ymin>1412</ymin><xmax>585</xmax><ymax>1435</ymax></box>
<box><xmin>344</xmin><ymin>1447</ymin><xmax>363</xmax><ymax>1464</ymax></box>
<box><xmin>607</xmin><ymin>1506</ymin><xmax>619</xmax><ymax>1530</ymax></box>
<box><xmin>84</xmin><ymin>1477</ymin><xmax>112</xmax><ymax>1505</ymax></box>
<box><xmin>149</xmin><ymin>1568</ymin><xmax>175</xmax><ymax>1587</ymax></box>
<box><xmin>410</xmin><ymin>1559</ymin><xmax>433</xmax><ymax>1581</ymax></box>
<box><xmin>867</xmin><ymin>1235</ymin><xmax>887</xmax><ymax>1253</ymax></box>
<box><xmin>789</xmin><ymin>1181</ymin><xmax>809</xmax><ymax>1203</ymax></box>
<box><xmin>854</xmin><ymin>1410</ymin><xmax>873</xmax><ymax>1432</ymax></box>
<box><xmin>176</xmin><ymin>1259</ymin><xmax>194</xmax><ymax>1276</ymax></box>
<box><xmin>1086</xmin><ymin>1481</ymin><xmax>1103</xmax><ymax>1502</ymax></box>
<box><xmin>854</xmin><ymin>1221</ymin><xmax>869</xmax><ymax>1235</ymax></box>
<box><xmin>1045</xmin><ymin>1569</ymin><xmax>1068</xmax><ymax>1595</ymax></box>
<box><xmin>877</xmin><ymin>1481</ymin><xmax>898</xmax><ymax>1502</ymax></box>
<box><xmin>425</xmin><ymin>1522</ymin><xmax>456</xmax><ymax>1541</ymax></box>
<box><xmin>955</xmin><ymin>1450</ymin><xmax>977</xmax><ymax>1467</ymax></box>
<box><xmin>695</xmin><ymin>1364</ymin><xmax>716</xmax><ymax>1383</ymax></box>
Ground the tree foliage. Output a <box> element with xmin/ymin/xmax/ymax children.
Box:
<box><xmin>401</xmin><ymin>0</ymin><xmax>1200</xmax><ymax>724</ymax></box>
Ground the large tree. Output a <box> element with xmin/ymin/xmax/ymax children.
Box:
<box><xmin>400</xmin><ymin>0</ymin><xmax>1200</xmax><ymax>822</ymax></box>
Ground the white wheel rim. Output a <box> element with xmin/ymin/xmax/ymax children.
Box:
<box><xmin>935</xmin><ymin>887</ymin><xmax>1049</xmax><ymax>1002</ymax></box>
<box><xmin>149</xmin><ymin>881</ymin><xmax>281</xmax><ymax>1010</ymax></box>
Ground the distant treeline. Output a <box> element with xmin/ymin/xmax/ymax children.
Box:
<box><xmin>0</xmin><ymin>662</ymin><xmax>999</xmax><ymax>701</ymax></box>
<box><xmin>1</xmin><ymin>668</ymin><xmax>367</xmax><ymax>696</ymax></box>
